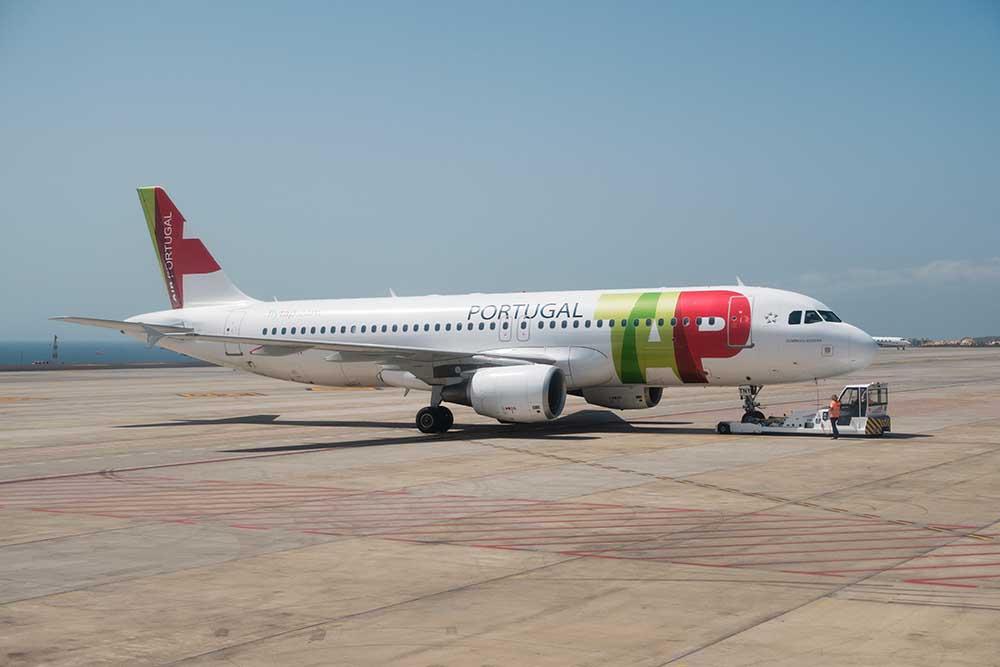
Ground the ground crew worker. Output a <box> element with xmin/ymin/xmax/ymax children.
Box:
<box><xmin>828</xmin><ymin>394</ymin><xmax>841</xmax><ymax>439</ymax></box>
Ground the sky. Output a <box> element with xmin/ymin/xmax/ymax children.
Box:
<box><xmin>1</xmin><ymin>1</ymin><xmax>998</xmax><ymax>340</ymax></box>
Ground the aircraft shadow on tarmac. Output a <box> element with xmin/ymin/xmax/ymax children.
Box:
<box><xmin>116</xmin><ymin>410</ymin><xmax>928</xmax><ymax>454</ymax></box>
<box><xmin>117</xmin><ymin>410</ymin><xmax>706</xmax><ymax>452</ymax></box>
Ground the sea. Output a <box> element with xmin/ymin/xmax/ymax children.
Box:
<box><xmin>0</xmin><ymin>340</ymin><xmax>197</xmax><ymax>366</ymax></box>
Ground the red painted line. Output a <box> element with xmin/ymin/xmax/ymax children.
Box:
<box><xmin>447</xmin><ymin>525</ymin><xmax>931</xmax><ymax>547</ymax></box>
<box><xmin>430</xmin><ymin>523</ymin><xmax>920</xmax><ymax>545</ymax></box>
<box><xmin>382</xmin><ymin>517</ymin><xmax>885</xmax><ymax>537</ymax></box>
<box><xmin>574</xmin><ymin>532</ymin><xmax>962</xmax><ymax>554</ymax></box>
<box><xmin>228</xmin><ymin>524</ymin><xmax>268</xmax><ymax>530</ymax></box>
<box><xmin>810</xmin><ymin>560</ymin><xmax>1000</xmax><ymax>575</ymax></box>
<box><xmin>904</xmin><ymin>573</ymin><xmax>1000</xmax><ymax>588</ymax></box>
<box><xmin>721</xmin><ymin>551</ymin><xmax>1000</xmax><ymax>568</ymax></box>
<box><xmin>593</xmin><ymin>542</ymin><xmax>997</xmax><ymax>560</ymax></box>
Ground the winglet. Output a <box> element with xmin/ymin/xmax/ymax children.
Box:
<box><xmin>736</xmin><ymin>276</ymin><xmax>745</xmax><ymax>286</ymax></box>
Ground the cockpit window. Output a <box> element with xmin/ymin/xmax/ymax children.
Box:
<box><xmin>804</xmin><ymin>310</ymin><xmax>823</xmax><ymax>324</ymax></box>
<box><xmin>818</xmin><ymin>310</ymin><xmax>842</xmax><ymax>323</ymax></box>
<box><xmin>788</xmin><ymin>311</ymin><xmax>802</xmax><ymax>325</ymax></box>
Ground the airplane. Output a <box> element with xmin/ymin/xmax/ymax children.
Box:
<box><xmin>54</xmin><ymin>187</ymin><xmax>878</xmax><ymax>433</ymax></box>
<box><xmin>873</xmin><ymin>336</ymin><xmax>912</xmax><ymax>350</ymax></box>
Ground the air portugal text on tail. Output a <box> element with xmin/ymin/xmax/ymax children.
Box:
<box><xmin>52</xmin><ymin>187</ymin><xmax>879</xmax><ymax>434</ymax></box>
<box><xmin>137</xmin><ymin>186</ymin><xmax>250</xmax><ymax>309</ymax></box>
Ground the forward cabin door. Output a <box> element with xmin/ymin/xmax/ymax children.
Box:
<box><xmin>727</xmin><ymin>296</ymin><xmax>753</xmax><ymax>348</ymax></box>
<box><xmin>224</xmin><ymin>310</ymin><xmax>247</xmax><ymax>356</ymax></box>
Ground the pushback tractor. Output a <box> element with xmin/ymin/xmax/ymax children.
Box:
<box><xmin>717</xmin><ymin>382</ymin><xmax>891</xmax><ymax>438</ymax></box>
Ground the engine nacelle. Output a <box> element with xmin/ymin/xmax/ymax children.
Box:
<box><xmin>581</xmin><ymin>386</ymin><xmax>663</xmax><ymax>410</ymax></box>
<box><xmin>442</xmin><ymin>365</ymin><xmax>566</xmax><ymax>423</ymax></box>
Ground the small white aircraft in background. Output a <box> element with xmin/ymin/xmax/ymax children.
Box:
<box><xmin>873</xmin><ymin>336</ymin><xmax>912</xmax><ymax>350</ymax></box>
<box><xmin>54</xmin><ymin>187</ymin><xmax>878</xmax><ymax>433</ymax></box>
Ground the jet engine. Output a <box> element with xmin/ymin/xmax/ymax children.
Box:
<box><xmin>441</xmin><ymin>365</ymin><xmax>566</xmax><ymax>423</ymax></box>
<box><xmin>580</xmin><ymin>386</ymin><xmax>663</xmax><ymax>410</ymax></box>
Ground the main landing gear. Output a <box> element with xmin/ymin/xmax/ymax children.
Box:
<box><xmin>739</xmin><ymin>384</ymin><xmax>765</xmax><ymax>423</ymax></box>
<box><xmin>416</xmin><ymin>387</ymin><xmax>453</xmax><ymax>434</ymax></box>
<box><xmin>416</xmin><ymin>406</ymin><xmax>453</xmax><ymax>434</ymax></box>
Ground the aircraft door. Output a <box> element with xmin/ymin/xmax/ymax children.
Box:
<box><xmin>224</xmin><ymin>310</ymin><xmax>246</xmax><ymax>356</ymax></box>
<box><xmin>727</xmin><ymin>296</ymin><xmax>753</xmax><ymax>348</ymax></box>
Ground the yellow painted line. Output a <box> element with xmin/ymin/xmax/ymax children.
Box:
<box><xmin>0</xmin><ymin>396</ymin><xmax>38</xmax><ymax>403</ymax></box>
<box><xmin>926</xmin><ymin>526</ymin><xmax>950</xmax><ymax>533</ymax></box>
<box><xmin>889</xmin><ymin>519</ymin><xmax>913</xmax><ymax>525</ymax></box>
<box><xmin>177</xmin><ymin>392</ymin><xmax>265</xmax><ymax>398</ymax></box>
<box><xmin>827</xmin><ymin>508</ymin><xmax>850</xmax><ymax>513</ymax></box>
<box><xmin>305</xmin><ymin>386</ymin><xmax>376</xmax><ymax>392</ymax></box>
<box><xmin>968</xmin><ymin>534</ymin><xmax>994</xmax><ymax>542</ymax></box>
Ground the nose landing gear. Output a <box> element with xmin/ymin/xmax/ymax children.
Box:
<box><xmin>739</xmin><ymin>384</ymin><xmax>765</xmax><ymax>423</ymax></box>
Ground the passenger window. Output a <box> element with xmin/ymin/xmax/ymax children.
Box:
<box><xmin>321</xmin><ymin>326</ymin><xmax>326</xmax><ymax>334</ymax></box>
<box><xmin>645</xmin><ymin>318</ymin><xmax>651</xmax><ymax>326</ymax></box>
<box><xmin>670</xmin><ymin>317</ymin><xmax>677</xmax><ymax>327</ymax></box>
<box><xmin>271</xmin><ymin>327</ymin><xmax>277</xmax><ymax>335</ymax></box>
<box><xmin>819</xmin><ymin>310</ymin><xmax>842</xmax><ymax>323</ymax></box>
<box><xmin>490</xmin><ymin>322</ymin><xmax>496</xmax><ymax>330</ymax></box>
<box><xmin>360</xmin><ymin>325</ymin><xmax>366</xmax><ymax>333</ymax></box>
<box><xmin>456</xmin><ymin>323</ymin><xmax>463</xmax><ymax>331</ymax></box>
<box><xmin>402</xmin><ymin>324</ymin><xmax>408</xmax><ymax>332</ymax></box>
<box><xmin>424</xmin><ymin>324</ymin><xmax>430</xmax><ymax>332</ymax></box>
<box><xmin>434</xmin><ymin>324</ymin><xmax>441</xmax><ymax>331</ymax></box>
<box><xmin>608</xmin><ymin>319</ymin><xmax>615</xmax><ymax>328</ymax></box>
<box><xmin>520</xmin><ymin>321</ymin><xmax>527</xmax><ymax>330</ymax></box>
<box><xmin>584</xmin><ymin>320</ymin><xmax>590</xmax><ymax>328</ymax></box>
<box><xmin>501</xmin><ymin>322</ymin><xmax>508</xmax><ymax>330</ymax></box>
<box><xmin>683</xmin><ymin>317</ymin><xmax>690</xmax><ymax>326</ymax></box>
<box><xmin>633</xmin><ymin>319</ymin><xmax>640</xmax><ymax>327</ymax></box>
<box><xmin>560</xmin><ymin>321</ymin><xmax>567</xmax><ymax>329</ymax></box>
<box><xmin>538</xmin><ymin>321</ymin><xmax>545</xmax><ymax>329</ymax></box>
<box><xmin>350</xmin><ymin>325</ymin><xmax>356</xmax><ymax>334</ymax></box>
<box><xmin>379</xmin><ymin>324</ymin><xmax>386</xmax><ymax>333</ymax></box>
<box><xmin>341</xmin><ymin>326</ymin><xmax>347</xmax><ymax>334</ymax></box>
<box><xmin>707</xmin><ymin>317</ymin><xmax>714</xmax><ymax>326</ymax></box>
<box><xmin>549</xmin><ymin>321</ymin><xmax>556</xmax><ymax>329</ymax></box>
<box><xmin>621</xmin><ymin>319</ymin><xmax>627</xmax><ymax>327</ymax></box>
<box><xmin>696</xmin><ymin>317</ymin><xmax>702</xmax><ymax>326</ymax></box>
<box><xmin>281</xmin><ymin>327</ymin><xmax>287</xmax><ymax>334</ymax></box>
<box><xmin>478</xmin><ymin>322</ymin><xmax>485</xmax><ymax>330</ymax></box>
<box><xmin>804</xmin><ymin>310</ymin><xmax>823</xmax><ymax>324</ymax></box>
<box><xmin>392</xmin><ymin>324</ymin><xmax>398</xmax><ymax>332</ymax></box>
<box><xmin>657</xmin><ymin>318</ymin><xmax>664</xmax><ymax>326</ymax></box>
<box><xmin>261</xmin><ymin>328</ymin><xmax>267</xmax><ymax>335</ymax></box>
<box><xmin>596</xmin><ymin>319</ymin><xmax>603</xmax><ymax>328</ymax></box>
<box><xmin>308</xmin><ymin>326</ymin><xmax>314</xmax><ymax>334</ymax></box>
<box><xmin>446</xmin><ymin>323</ymin><xmax>452</xmax><ymax>331</ymax></box>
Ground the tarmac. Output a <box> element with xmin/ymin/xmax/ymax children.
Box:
<box><xmin>1</xmin><ymin>347</ymin><xmax>999</xmax><ymax>666</ymax></box>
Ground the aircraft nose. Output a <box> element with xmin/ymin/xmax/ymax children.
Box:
<box><xmin>847</xmin><ymin>325</ymin><xmax>877</xmax><ymax>371</ymax></box>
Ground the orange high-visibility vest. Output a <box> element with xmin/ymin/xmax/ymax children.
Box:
<box><xmin>829</xmin><ymin>400</ymin><xmax>841</xmax><ymax>419</ymax></box>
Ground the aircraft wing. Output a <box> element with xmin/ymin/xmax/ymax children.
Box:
<box><xmin>159</xmin><ymin>331</ymin><xmax>551</xmax><ymax>367</ymax></box>
<box><xmin>52</xmin><ymin>316</ymin><xmax>193</xmax><ymax>336</ymax></box>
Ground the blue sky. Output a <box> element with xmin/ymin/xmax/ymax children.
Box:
<box><xmin>1</xmin><ymin>1</ymin><xmax>998</xmax><ymax>340</ymax></box>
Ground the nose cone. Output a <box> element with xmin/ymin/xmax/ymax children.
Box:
<box><xmin>847</xmin><ymin>325</ymin><xmax>878</xmax><ymax>371</ymax></box>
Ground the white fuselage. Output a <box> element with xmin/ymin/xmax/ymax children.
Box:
<box><xmin>129</xmin><ymin>285</ymin><xmax>877</xmax><ymax>391</ymax></box>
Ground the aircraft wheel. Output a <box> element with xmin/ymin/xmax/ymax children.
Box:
<box><xmin>438</xmin><ymin>406</ymin><xmax>454</xmax><ymax>432</ymax></box>
<box><xmin>741</xmin><ymin>410</ymin><xmax>765</xmax><ymax>424</ymax></box>
<box><xmin>717</xmin><ymin>422</ymin><xmax>731</xmax><ymax>434</ymax></box>
<box><xmin>416</xmin><ymin>407</ymin><xmax>442</xmax><ymax>434</ymax></box>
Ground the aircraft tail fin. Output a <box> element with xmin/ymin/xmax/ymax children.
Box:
<box><xmin>137</xmin><ymin>186</ymin><xmax>253</xmax><ymax>309</ymax></box>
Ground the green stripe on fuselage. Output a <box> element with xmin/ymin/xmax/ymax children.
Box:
<box><xmin>596</xmin><ymin>291</ymin><xmax>681</xmax><ymax>384</ymax></box>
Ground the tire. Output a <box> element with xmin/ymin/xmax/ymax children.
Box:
<box><xmin>741</xmin><ymin>410</ymin><xmax>765</xmax><ymax>424</ymax></box>
<box><xmin>416</xmin><ymin>407</ymin><xmax>440</xmax><ymax>434</ymax></box>
<box><xmin>717</xmin><ymin>422</ymin><xmax>731</xmax><ymax>434</ymax></box>
<box><xmin>438</xmin><ymin>406</ymin><xmax>454</xmax><ymax>432</ymax></box>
